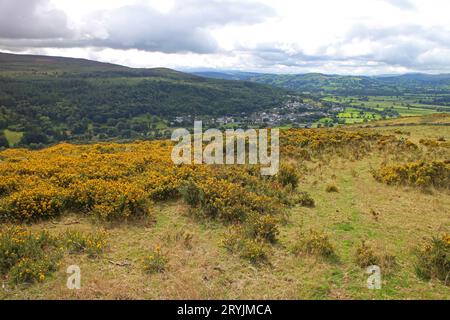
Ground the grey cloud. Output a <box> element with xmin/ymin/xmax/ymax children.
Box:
<box><xmin>0</xmin><ymin>0</ymin><xmax>71</xmax><ymax>39</ymax></box>
<box><xmin>333</xmin><ymin>24</ymin><xmax>450</xmax><ymax>69</ymax></box>
<box><xmin>92</xmin><ymin>0</ymin><xmax>274</xmax><ymax>53</ymax></box>
<box><xmin>0</xmin><ymin>0</ymin><xmax>275</xmax><ymax>54</ymax></box>
<box><xmin>232</xmin><ymin>22</ymin><xmax>450</xmax><ymax>73</ymax></box>
<box><xmin>347</xmin><ymin>24</ymin><xmax>450</xmax><ymax>46</ymax></box>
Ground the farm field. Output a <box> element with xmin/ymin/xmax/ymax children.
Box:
<box><xmin>319</xmin><ymin>95</ymin><xmax>450</xmax><ymax>125</ymax></box>
<box><xmin>0</xmin><ymin>114</ymin><xmax>448</xmax><ymax>300</ymax></box>
<box><xmin>327</xmin><ymin>95</ymin><xmax>450</xmax><ymax>115</ymax></box>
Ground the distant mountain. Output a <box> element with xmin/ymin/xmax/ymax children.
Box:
<box><xmin>0</xmin><ymin>52</ymin><xmax>128</xmax><ymax>73</ymax></box>
<box><xmin>0</xmin><ymin>52</ymin><xmax>289</xmax><ymax>146</ymax></box>
<box><xmin>191</xmin><ymin>71</ymin><xmax>259</xmax><ymax>81</ymax></box>
<box><xmin>193</xmin><ymin>71</ymin><xmax>450</xmax><ymax>95</ymax></box>
<box><xmin>0</xmin><ymin>52</ymin><xmax>207</xmax><ymax>81</ymax></box>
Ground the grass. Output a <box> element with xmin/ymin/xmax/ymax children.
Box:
<box><xmin>3</xmin><ymin>129</ymin><xmax>23</xmax><ymax>147</ymax></box>
<box><xmin>0</xmin><ymin>118</ymin><xmax>449</xmax><ymax>300</ymax></box>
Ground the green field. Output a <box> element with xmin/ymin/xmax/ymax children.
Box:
<box><xmin>3</xmin><ymin>129</ymin><xmax>23</xmax><ymax>147</ymax></box>
<box><xmin>320</xmin><ymin>95</ymin><xmax>450</xmax><ymax>125</ymax></box>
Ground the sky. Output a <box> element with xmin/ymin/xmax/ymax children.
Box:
<box><xmin>1</xmin><ymin>0</ymin><xmax>450</xmax><ymax>75</ymax></box>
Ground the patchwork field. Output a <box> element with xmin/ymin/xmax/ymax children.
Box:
<box><xmin>0</xmin><ymin>114</ymin><xmax>449</xmax><ymax>300</ymax></box>
<box><xmin>322</xmin><ymin>95</ymin><xmax>450</xmax><ymax>125</ymax></box>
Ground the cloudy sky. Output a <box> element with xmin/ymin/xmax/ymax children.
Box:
<box><xmin>1</xmin><ymin>0</ymin><xmax>450</xmax><ymax>75</ymax></box>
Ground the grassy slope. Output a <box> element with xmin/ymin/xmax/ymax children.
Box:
<box><xmin>1</xmin><ymin>116</ymin><xmax>449</xmax><ymax>300</ymax></box>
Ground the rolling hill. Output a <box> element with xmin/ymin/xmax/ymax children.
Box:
<box><xmin>0</xmin><ymin>52</ymin><xmax>289</xmax><ymax>147</ymax></box>
<box><xmin>193</xmin><ymin>71</ymin><xmax>450</xmax><ymax>95</ymax></box>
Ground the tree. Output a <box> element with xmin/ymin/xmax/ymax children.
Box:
<box><xmin>21</xmin><ymin>129</ymin><xmax>48</xmax><ymax>145</ymax></box>
<box><xmin>0</xmin><ymin>134</ymin><xmax>8</xmax><ymax>148</ymax></box>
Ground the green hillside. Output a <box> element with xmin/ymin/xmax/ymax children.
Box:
<box><xmin>195</xmin><ymin>71</ymin><xmax>450</xmax><ymax>96</ymax></box>
<box><xmin>0</xmin><ymin>53</ymin><xmax>289</xmax><ymax>147</ymax></box>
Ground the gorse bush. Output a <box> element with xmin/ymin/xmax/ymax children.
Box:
<box><xmin>239</xmin><ymin>239</ymin><xmax>269</xmax><ymax>264</ymax></box>
<box><xmin>221</xmin><ymin>225</ymin><xmax>243</xmax><ymax>252</ymax></box>
<box><xmin>181</xmin><ymin>177</ymin><xmax>280</xmax><ymax>223</ymax></box>
<box><xmin>354</xmin><ymin>241</ymin><xmax>379</xmax><ymax>268</ymax></box>
<box><xmin>0</xmin><ymin>227</ymin><xmax>62</xmax><ymax>284</ymax></box>
<box><xmin>8</xmin><ymin>256</ymin><xmax>59</xmax><ymax>284</ymax></box>
<box><xmin>243</xmin><ymin>213</ymin><xmax>280</xmax><ymax>243</ymax></box>
<box><xmin>292</xmin><ymin>191</ymin><xmax>315</xmax><ymax>208</ymax></box>
<box><xmin>280</xmin><ymin>129</ymin><xmax>405</xmax><ymax>160</ymax></box>
<box><xmin>292</xmin><ymin>229</ymin><xmax>336</xmax><ymax>259</ymax></box>
<box><xmin>0</xmin><ymin>176</ymin><xmax>20</xmax><ymax>197</ymax></box>
<box><xmin>221</xmin><ymin>227</ymin><xmax>268</xmax><ymax>264</ymax></box>
<box><xmin>143</xmin><ymin>246</ymin><xmax>168</xmax><ymax>274</ymax></box>
<box><xmin>277</xmin><ymin>164</ymin><xmax>299</xmax><ymax>189</ymax></box>
<box><xmin>373</xmin><ymin>160</ymin><xmax>450</xmax><ymax>189</ymax></box>
<box><xmin>62</xmin><ymin>230</ymin><xmax>108</xmax><ymax>258</ymax></box>
<box><xmin>179</xmin><ymin>180</ymin><xmax>204</xmax><ymax>207</ymax></box>
<box><xmin>0</xmin><ymin>226</ymin><xmax>109</xmax><ymax>284</ymax></box>
<box><xmin>2</xmin><ymin>185</ymin><xmax>67</xmax><ymax>221</ymax></box>
<box><xmin>0</xmin><ymin>141</ymin><xmax>299</xmax><ymax>266</ymax></box>
<box><xmin>0</xmin><ymin>142</ymin><xmax>195</xmax><ymax>222</ymax></box>
<box><xmin>419</xmin><ymin>138</ymin><xmax>449</xmax><ymax>148</ymax></box>
<box><xmin>354</xmin><ymin>241</ymin><xmax>398</xmax><ymax>273</ymax></box>
<box><xmin>415</xmin><ymin>234</ymin><xmax>450</xmax><ymax>285</ymax></box>
<box><xmin>69</xmin><ymin>180</ymin><xmax>149</xmax><ymax>220</ymax></box>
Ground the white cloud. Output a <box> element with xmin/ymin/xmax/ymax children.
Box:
<box><xmin>1</xmin><ymin>0</ymin><xmax>450</xmax><ymax>74</ymax></box>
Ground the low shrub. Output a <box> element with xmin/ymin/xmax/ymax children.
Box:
<box><xmin>0</xmin><ymin>176</ymin><xmax>20</xmax><ymax>197</ymax></box>
<box><xmin>277</xmin><ymin>164</ymin><xmax>299</xmax><ymax>189</ymax></box>
<box><xmin>183</xmin><ymin>178</ymin><xmax>279</xmax><ymax>223</ymax></box>
<box><xmin>146</xmin><ymin>173</ymin><xmax>182</xmax><ymax>201</ymax></box>
<box><xmin>373</xmin><ymin>160</ymin><xmax>450</xmax><ymax>189</ymax></box>
<box><xmin>0</xmin><ymin>226</ymin><xmax>62</xmax><ymax>284</ymax></box>
<box><xmin>379</xmin><ymin>253</ymin><xmax>398</xmax><ymax>274</ymax></box>
<box><xmin>354</xmin><ymin>241</ymin><xmax>398</xmax><ymax>273</ymax></box>
<box><xmin>179</xmin><ymin>180</ymin><xmax>204</xmax><ymax>207</ymax></box>
<box><xmin>62</xmin><ymin>230</ymin><xmax>108</xmax><ymax>258</ymax></box>
<box><xmin>143</xmin><ymin>246</ymin><xmax>168</xmax><ymax>274</ymax></box>
<box><xmin>239</xmin><ymin>239</ymin><xmax>269</xmax><ymax>264</ymax></box>
<box><xmin>243</xmin><ymin>213</ymin><xmax>280</xmax><ymax>243</ymax></box>
<box><xmin>220</xmin><ymin>225</ymin><xmax>243</xmax><ymax>252</ymax></box>
<box><xmin>8</xmin><ymin>257</ymin><xmax>59</xmax><ymax>284</ymax></box>
<box><xmin>2</xmin><ymin>185</ymin><xmax>67</xmax><ymax>221</ymax></box>
<box><xmin>293</xmin><ymin>191</ymin><xmax>315</xmax><ymax>207</ymax></box>
<box><xmin>69</xmin><ymin>180</ymin><xmax>149</xmax><ymax>220</ymax></box>
<box><xmin>221</xmin><ymin>226</ymin><xmax>269</xmax><ymax>264</ymax></box>
<box><xmin>293</xmin><ymin>230</ymin><xmax>336</xmax><ymax>259</ymax></box>
<box><xmin>419</xmin><ymin>139</ymin><xmax>441</xmax><ymax>148</ymax></box>
<box><xmin>354</xmin><ymin>241</ymin><xmax>380</xmax><ymax>268</ymax></box>
<box><xmin>415</xmin><ymin>234</ymin><xmax>449</xmax><ymax>285</ymax></box>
